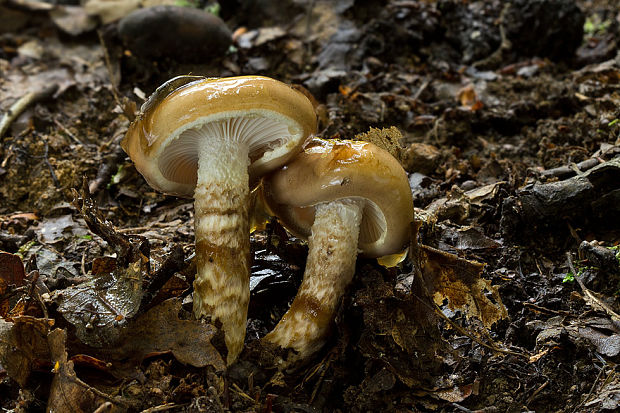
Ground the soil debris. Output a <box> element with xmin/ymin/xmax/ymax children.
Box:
<box><xmin>2</xmin><ymin>0</ymin><xmax>620</xmax><ymax>411</ymax></box>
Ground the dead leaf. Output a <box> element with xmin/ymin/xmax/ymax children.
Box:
<box><xmin>47</xmin><ymin>328</ymin><xmax>126</xmax><ymax>412</ymax></box>
<box><xmin>0</xmin><ymin>251</ymin><xmax>26</xmax><ymax>317</ymax></box>
<box><xmin>583</xmin><ymin>373</ymin><xmax>620</xmax><ymax>410</ymax></box>
<box><xmin>53</xmin><ymin>258</ymin><xmax>144</xmax><ymax>347</ymax></box>
<box><xmin>0</xmin><ymin>316</ymin><xmax>53</xmax><ymax>386</ymax></box>
<box><xmin>421</xmin><ymin>244</ymin><xmax>508</xmax><ymax>329</ymax></box>
<box><xmin>434</xmin><ymin>382</ymin><xmax>474</xmax><ymax>403</ymax></box>
<box><xmin>457</xmin><ymin>84</ymin><xmax>483</xmax><ymax>110</ymax></box>
<box><xmin>99</xmin><ymin>298</ymin><xmax>225</xmax><ymax>373</ymax></box>
<box><xmin>91</xmin><ymin>256</ymin><xmax>117</xmax><ymax>275</ymax></box>
<box><xmin>35</xmin><ymin>214</ymin><xmax>87</xmax><ymax>244</ymax></box>
<box><xmin>529</xmin><ymin>316</ymin><xmax>620</xmax><ymax>357</ymax></box>
<box><xmin>354</xmin><ymin>265</ymin><xmax>445</xmax><ymax>389</ymax></box>
<box><xmin>83</xmin><ymin>0</ymin><xmax>177</xmax><ymax>24</ymax></box>
<box><xmin>50</xmin><ymin>5</ymin><xmax>98</xmax><ymax>36</ymax></box>
<box><xmin>83</xmin><ymin>298</ymin><xmax>226</xmax><ymax>377</ymax></box>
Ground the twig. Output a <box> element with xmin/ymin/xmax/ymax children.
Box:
<box><xmin>566</xmin><ymin>252</ymin><xmax>620</xmax><ymax>322</ymax></box>
<box><xmin>65</xmin><ymin>371</ymin><xmax>129</xmax><ymax>407</ymax></box>
<box><xmin>525</xmin><ymin>380</ymin><xmax>548</xmax><ymax>406</ymax></box>
<box><xmin>472</xmin><ymin>3</ymin><xmax>512</xmax><ymax>69</ymax></box>
<box><xmin>230</xmin><ymin>383</ymin><xmax>257</xmax><ymax>404</ymax></box>
<box><xmin>97</xmin><ymin>30</ymin><xmax>135</xmax><ymax>121</ymax></box>
<box><xmin>540</xmin><ymin>158</ymin><xmax>601</xmax><ymax>180</ymax></box>
<box><xmin>451</xmin><ymin>403</ymin><xmax>474</xmax><ymax>413</ymax></box>
<box><xmin>303</xmin><ymin>0</ymin><xmax>316</xmax><ymax>66</ymax></box>
<box><xmin>309</xmin><ymin>358</ymin><xmax>330</xmax><ymax>404</ymax></box>
<box><xmin>137</xmin><ymin>245</ymin><xmax>186</xmax><ymax>315</ymax></box>
<box><xmin>88</xmin><ymin>139</ymin><xmax>127</xmax><ymax>194</ymax></box>
<box><xmin>412</xmin><ymin>79</ymin><xmax>430</xmax><ymax>101</ymax></box>
<box><xmin>42</xmin><ymin>138</ymin><xmax>60</xmax><ymax>187</ymax></box>
<box><xmin>572</xmin><ymin>361</ymin><xmax>607</xmax><ymax>413</ymax></box>
<box><xmin>413</xmin><ymin>292</ymin><xmax>529</xmax><ymax>360</ymax></box>
<box><xmin>0</xmin><ymin>84</ymin><xmax>58</xmax><ymax>139</ymax></box>
<box><xmin>92</xmin><ymin>402</ymin><xmax>113</xmax><ymax>413</ymax></box>
<box><xmin>53</xmin><ymin>118</ymin><xmax>84</xmax><ymax>145</ymax></box>
<box><xmin>523</xmin><ymin>302</ymin><xmax>572</xmax><ymax>317</ymax></box>
<box><xmin>140</xmin><ymin>403</ymin><xmax>187</xmax><ymax>413</ymax></box>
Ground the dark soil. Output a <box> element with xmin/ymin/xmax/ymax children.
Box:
<box><xmin>1</xmin><ymin>0</ymin><xmax>620</xmax><ymax>412</ymax></box>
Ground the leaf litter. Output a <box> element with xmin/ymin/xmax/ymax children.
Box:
<box><xmin>1</xmin><ymin>0</ymin><xmax>620</xmax><ymax>411</ymax></box>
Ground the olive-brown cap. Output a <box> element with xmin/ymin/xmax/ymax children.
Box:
<box><xmin>262</xmin><ymin>138</ymin><xmax>414</xmax><ymax>258</ymax></box>
<box><xmin>121</xmin><ymin>76</ymin><xmax>317</xmax><ymax>196</ymax></box>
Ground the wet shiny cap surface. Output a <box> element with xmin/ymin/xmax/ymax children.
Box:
<box><xmin>121</xmin><ymin>75</ymin><xmax>318</xmax><ymax>196</ymax></box>
<box><xmin>262</xmin><ymin>138</ymin><xmax>414</xmax><ymax>257</ymax></box>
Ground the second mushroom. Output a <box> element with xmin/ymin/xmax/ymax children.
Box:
<box><xmin>261</xmin><ymin>138</ymin><xmax>414</xmax><ymax>359</ymax></box>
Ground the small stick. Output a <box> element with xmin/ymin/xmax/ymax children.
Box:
<box><xmin>88</xmin><ymin>142</ymin><xmax>126</xmax><ymax>194</ymax></box>
<box><xmin>525</xmin><ymin>380</ymin><xmax>549</xmax><ymax>406</ymax></box>
<box><xmin>53</xmin><ymin>118</ymin><xmax>84</xmax><ymax>145</ymax></box>
<box><xmin>572</xmin><ymin>361</ymin><xmax>607</xmax><ymax>413</ymax></box>
<box><xmin>42</xmin><ymin>139</ymin><xmax>60</xmax><ymax>187</ymax></box>
<box><xmin>566</xmin><ymin>252</ymin><xmax>620</xmax><ymax>322</ymax></box>
<box><xmin>540</xmin><ymin>158</ymin><xmax>601</xmax><ymax>179</ymax></box>
<box><xmin>0</xmin><ymin>84</ymin><xmax>58</xmax><ymax>139</ymax></box>
<box><xmin>137</xmin><ymin>245</ymin><xmax>186</xmax><ymax>315</ymax></box>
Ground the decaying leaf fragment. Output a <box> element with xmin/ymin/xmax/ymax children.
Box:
<box><xmin>53</xmin><ymin>258</ymin><xmax>144</xmax><ymax>347</ymax></box>
<box><xmin>419</xmin><ymin>244</ymin><xmax>508</xmax><ymax>329</ymax></box>
<box><xmin>529</xmin><ymin>316</ymin><xmax>620</xmax><ymax>357</ymax></box>
<box><xmin>0</xmin><ymin>316</ymin><xmax>53</xmax><ymax>386</ymax></box>
<box><xmin>354</xmin><ymin>264</ymin><xmax>445</xmax><ymax>390</ymax></box>
<box><xmin>0</xmin><ymin>251</ymin><xmax>26</xmax><ymax>317</ymax></box>
<box><xmin>53</xmin><ymin>184</ymin><xmax>149</xmax><ymax>347</ymax></box>
<box><xmin>100</xmin><ymin>298</ymin><xmax>225</xmax><ymax>372</ymax></box>
<box><xmin>500</xmin><ymin>157</ymin><xmax>620</xmax><ymax>240</ymax></box>
<box><xmin>352</xmin><ymin>221</ymin><xmax>508</xmax><ymax>397</ymax></box>
<box><xmin>47</xmin><ymin>328</ymin><xmax>127</xmax><ymax>413</ymax></box>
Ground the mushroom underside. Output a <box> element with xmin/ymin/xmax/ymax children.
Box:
<box><xmin>158</xmin><ymin>113</ymin><xmax>303</xmax><ymax>185</ymax></box>
<box><xmin>279</xmin><ymin>198</ymin><xmax>388</xmax><ymax>255</ymax></box>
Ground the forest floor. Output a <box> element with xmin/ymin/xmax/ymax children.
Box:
<box><xmin>1</xmin><ymin>0</ymin><xmax>620</xmax><ymax>412</ymax></box>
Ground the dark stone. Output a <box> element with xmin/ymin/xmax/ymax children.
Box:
<box><xmin>504</xmin><ymin>0</ymin><xmax>585</xmax><ymax>62</ymax></box>
<box><xmin>118</xmin><ymin>6</ymin><xmax>232</xmax><ymax>62</ymax></box>
<box><xmin>439</xmin><ymin>0</ymin><xmax>584</xmax><ymax>64</ymax></box>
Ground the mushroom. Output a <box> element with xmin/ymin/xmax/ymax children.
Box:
<box><xmin>121</xmin><ymin>76</ymin><xmax>317</xmax><ymax>364</ymax></box>
<box><xmin>261</xmin><ymin>138</ymin><xmax>413</xmax><ymax>359</ymax></box>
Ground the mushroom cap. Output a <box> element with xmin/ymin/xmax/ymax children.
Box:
<box><xmin>121</xmin><ymin>76</ymin><xmax>317</xmax><ymax>196</ymax></box>
<box><xmin>262</xmin><ymin>138</ymin><xmax>414</xmax><ymax>258</ymax></box>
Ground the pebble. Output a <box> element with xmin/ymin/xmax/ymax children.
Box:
<box><xmin>403</xmin><ymin>143</ymin><xmax>441</xmax><ymax>174</ymax></box>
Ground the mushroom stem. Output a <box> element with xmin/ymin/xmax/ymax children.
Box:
<box><xmin>193</xmin><ymin>132</ymin><xmax>250</xmax><ymax>364</ymax></box>
<box><xmin>265</xmin><ymin>198</ymin><xmax>363</xmax><ymax>358</ymax></box>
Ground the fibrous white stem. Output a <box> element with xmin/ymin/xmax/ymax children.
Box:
<box><xmin>193</xmin><ymin>135</ymin><xmax>250</xmax><ymax>365</ymax></box>
<box><xmin>265</xmin><ymin>199</ymin><xmax>363</xmax><ymax>359</ymax></box>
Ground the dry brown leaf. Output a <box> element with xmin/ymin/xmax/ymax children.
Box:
<box><xmin>0</xmin><ymin>316</ymin><xmax>53</xmax><ymax>386</ymax></box>
<box><xmin>420</xmin><ymin>245</ymin><xmax>508</xmax><ymax>329</ymax></box>
<box><xmin>102</xmin><ymin>298</ymin><xmax>225</xmax><ymax>372</ymax></box>
<box><xmin>0</xmin><ymin>252</ymin><xmax>25</xmax><ymax>317</ymax></box>
<box><xmin>457</xmin><ymin>84</ymin><xmax>483</xmax><ymax>110</ymax></box>
<box><xmin>47</xmin><ymin>328</ymin><xmax>127</xmax><ymax>412</ymax></box>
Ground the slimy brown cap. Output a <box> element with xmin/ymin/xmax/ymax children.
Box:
<box><xmin>262</xmin><ymin>138</ymin><xmax>414</xmax><ymax>257</ymax></box>
<box><xmin>121</xmin><ymin>76</ymin><xmax>317</xmax><ymax>196</ymax></box>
